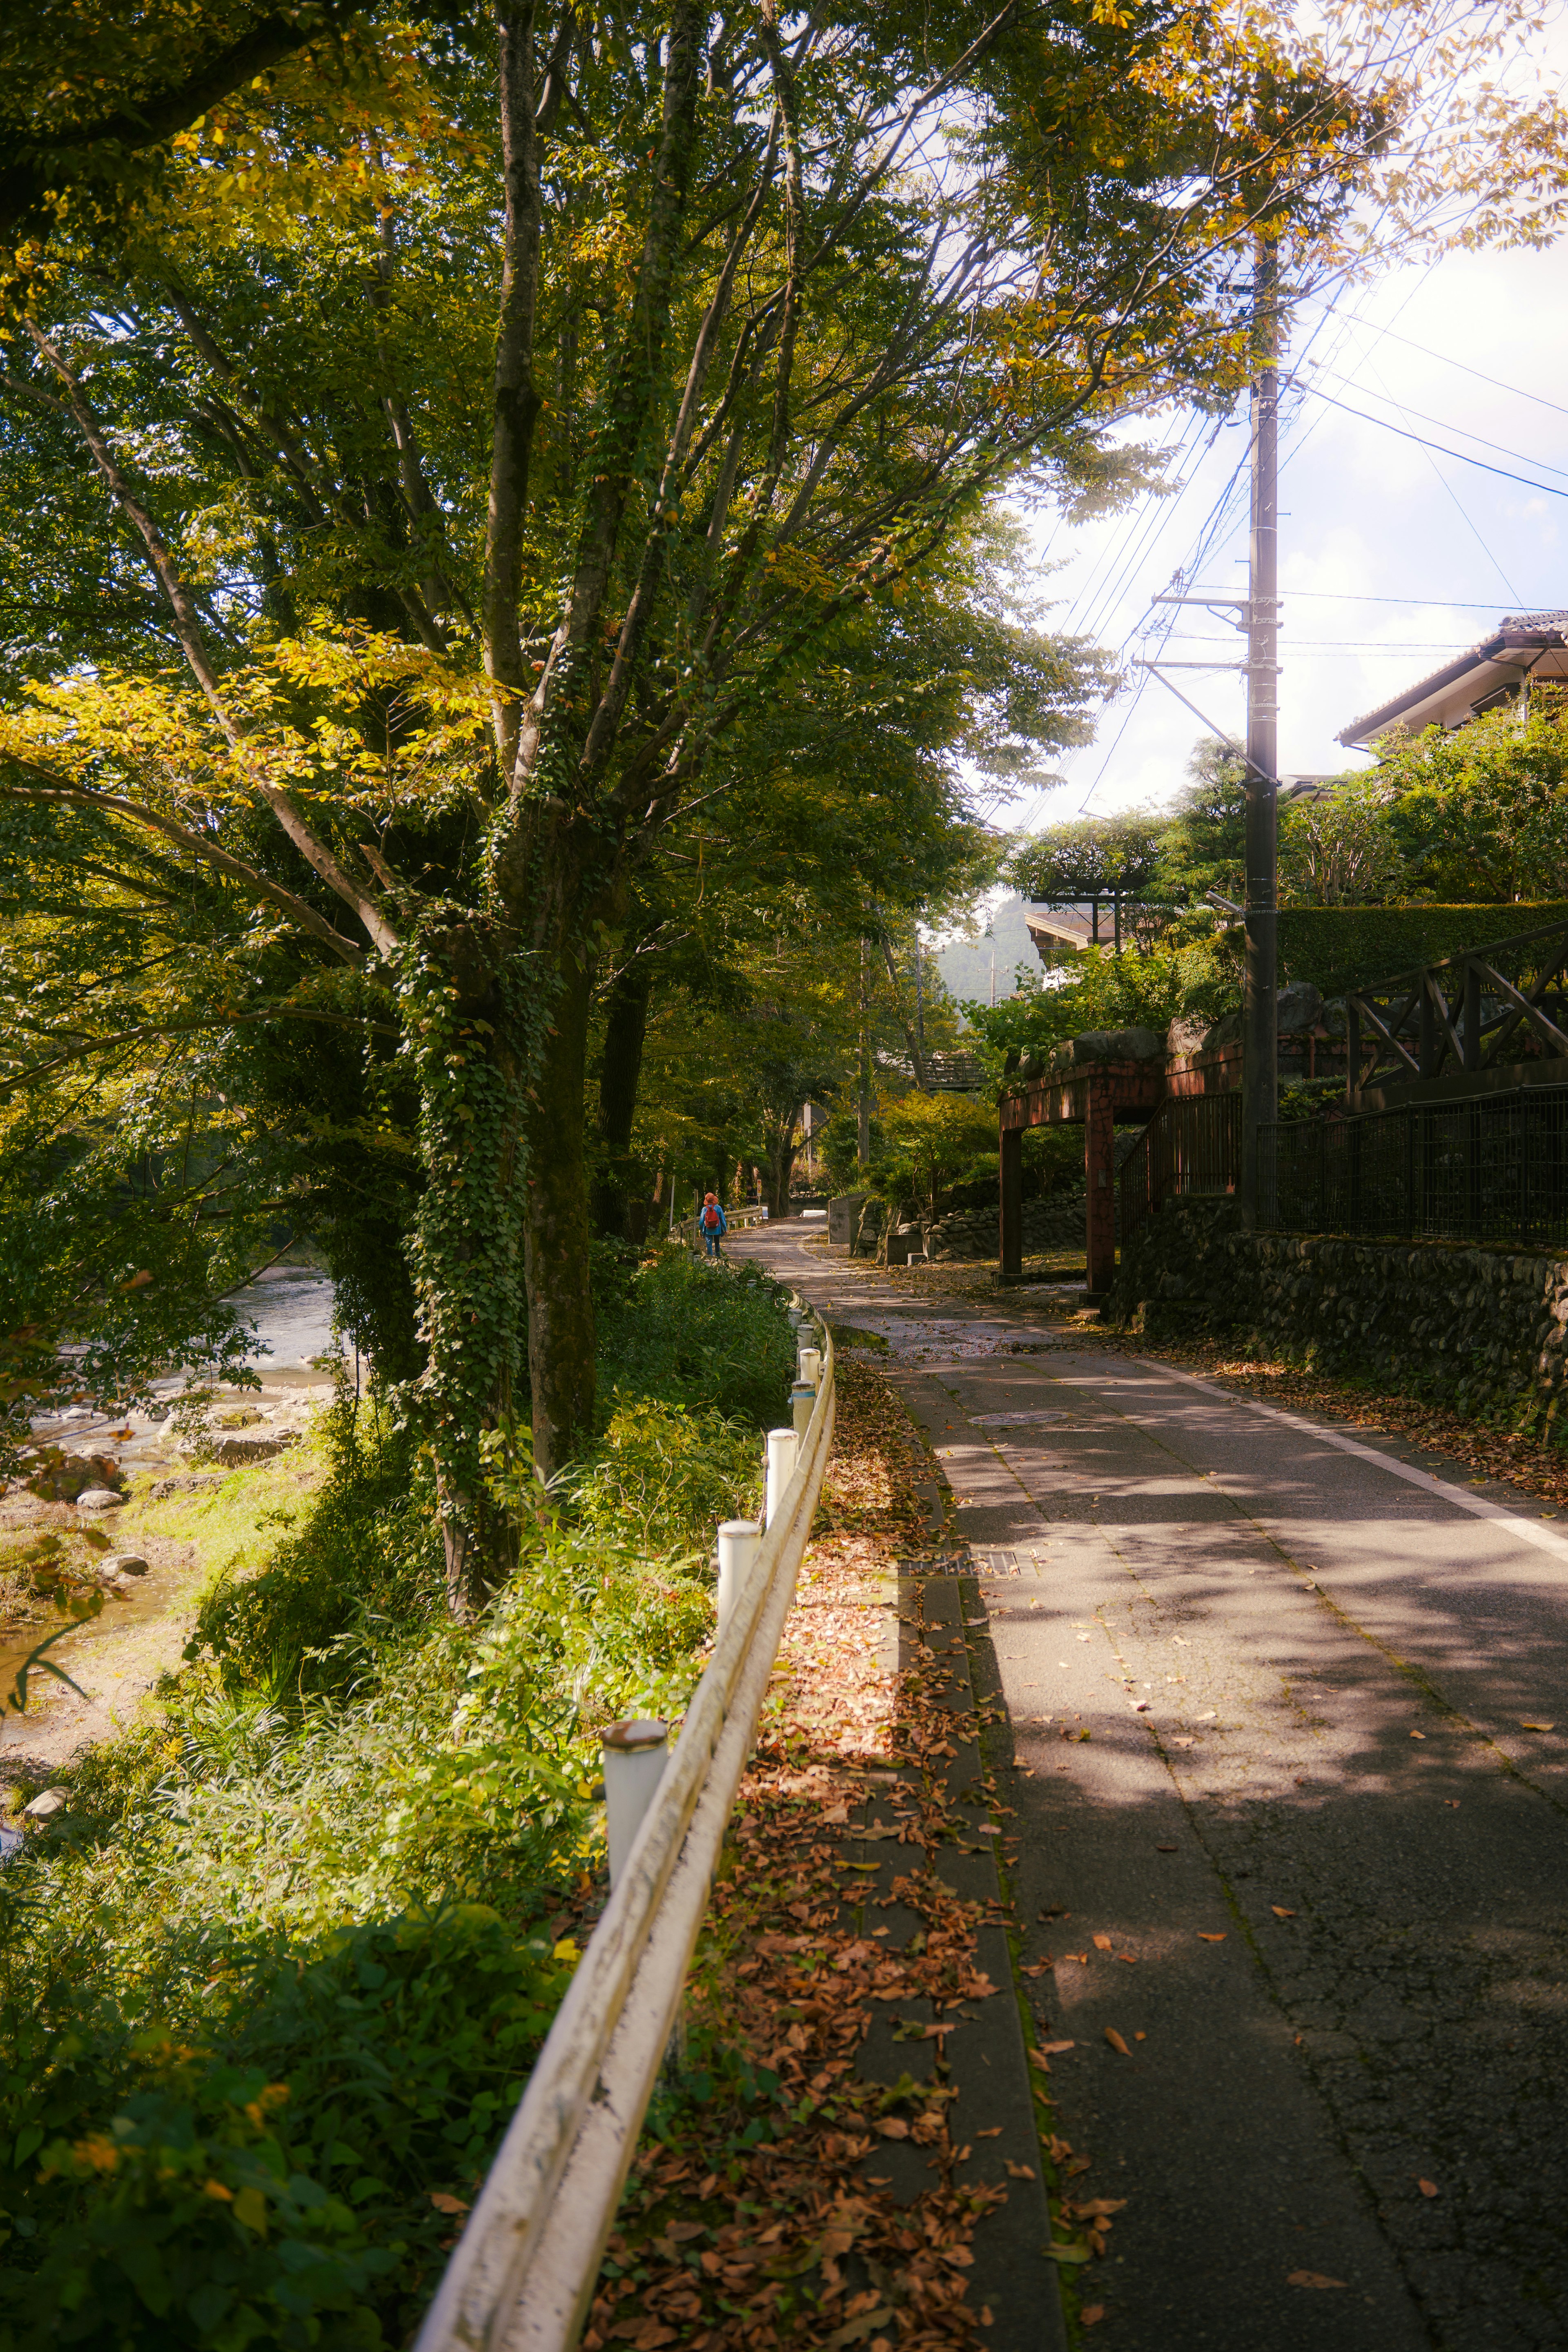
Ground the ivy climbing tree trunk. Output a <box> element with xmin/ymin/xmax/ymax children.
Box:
<box><xmin>520</xmin><ymin>938</ymin><xmax>597</xmax><ymax>1485</ymax></box>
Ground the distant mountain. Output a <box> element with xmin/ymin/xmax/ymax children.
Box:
<box><xmin>931</xmin><ymin>893</ymin><xmax>1040</xmax><ymax>1024</ymax></box>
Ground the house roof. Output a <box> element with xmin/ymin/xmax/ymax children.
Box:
<box><xmin>1022</xmin><ymin>906</ymin><xmax>1100</xmax><ymax>954</ymax></box>
<box><xmin>1338</xmin><ymin>614</ymin><xmax>1568</xmax><ymax>748</ymax></box>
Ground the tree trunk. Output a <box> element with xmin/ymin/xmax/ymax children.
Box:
<box><xmin>858</xmin><ymin>936</ymin><xmax>872</xmax><ymax>1163</ymax></box>
<box><xmin>764</xmin><ymin>1118</ymin><xmax>798</xmax><ymax>1216</ymax></box>
<box><xmin>523</xmin><ymin>942</ymin><xmax>597</xmax><ymax>1484</ymax></box>
<box><xmin>591</xmin><ymin>950</ymin><xmax>653</xmax><ymax>1237</ymax></box>
<box><xmin>401</xmin><ymin>924</ymin><xmax>527</xmax><ymax>1620</ymax></box>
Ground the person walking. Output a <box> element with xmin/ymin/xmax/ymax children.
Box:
<box><xmin>699</xmin><ymin>1191</ymin><xmax>727</xmax><ymax>1258</ymax></box>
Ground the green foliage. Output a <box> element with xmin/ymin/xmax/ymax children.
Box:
<box><xmin>1150</xmin><ymin>739</ymin><xmax>1248</xmax><ymax>909</ymax></box>
<box><xmin>597</xmin><ymin>1251</ymin><xmax>795</xmax><ymax>1432</ymax></box>
<box><xmin>1256</xmin><ymin>904</ymin><xmax>1568</xmax><ymax>998</ymax></box>
<box><xmin>870</xmin><ymin>1094</ymin><xmax>998</xmax><ymax>1221</ymax></box>
<box><xmin>189</xmin><ymin>1430</ymin><xmax>442</xmax><ymax>1700</ymax></box>
<box><xmin>0</xmin><ymin>1259</ymin><xmax>787</xmax><ymax>2341</ymax></box>
<box><xmin>964</xmin><ymin>937</ymin><xmax>1232</xmax><ymax>1083</ymax></box>
<box><xmin>1357</xmin><ymin>699</ymin><xmax>1568</xmax><ymax>904</ymax></box>
<box><xmin>0</xmin><ymin>1908</ymin><xmax>576</xmax><ymax>2350</ymax></box>
<box><xmin>567</xmin><ymin>1399</ymin><xmax>761</xmax><ymax>1561</ymax></box>
<box><xmin>1009</xmin><ymin>809</ymin><xmax>1165</xmax><ymax>932</ymax></box>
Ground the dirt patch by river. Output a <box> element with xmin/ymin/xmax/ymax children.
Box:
<box><xmin>1</xmin><ymin>1386</ymin><xmax>330</xmax><ymax>1795</ymax></box>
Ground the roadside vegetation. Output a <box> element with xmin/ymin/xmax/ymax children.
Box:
<box><xmin>0</xmin><ymin>1250</ymin><xmax>793</xmax><ymax>2351</ymax></box>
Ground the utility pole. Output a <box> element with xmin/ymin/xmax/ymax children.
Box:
<box><xmin>1241</xmin><ymin>239</ymin><xmax>1279</xmax><ymax>1229</ymax></box>
<box><xmin>857</xmin><ymin>936</ymin><xmax>872</xmax><ymax>1163</ymax></box>
<box><xmin>914</xmin><ymin>935</ymin><xmax>926</xmax><ymax>1060</ymax></box>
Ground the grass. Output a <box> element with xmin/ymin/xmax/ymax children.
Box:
<box><xmin>0</xmin><ymin>1247</ymin><xmax>795</xmax><ymax>2350</ymax></box>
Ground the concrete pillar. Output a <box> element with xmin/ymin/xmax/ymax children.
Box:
<box><xmin>999</xmin><ymin>1124</ymin><xmax>1023</xmax><ymax>1278</ymax></box>
<box><xmin>1085</xmin><ymin>1080</ymin><xmax>1117</xmax><ymax>1299</ymax></box>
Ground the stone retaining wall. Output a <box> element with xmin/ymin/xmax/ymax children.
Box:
<box><xmin>1108</xmin><ymin>1196</ymin><xmax>1568</xmax><ymax>1430</ymax></box>
<box><xmin>924</xmin><ymin>1194</ymin><xmax>1086</xmax><ymax>1262</ymax></box>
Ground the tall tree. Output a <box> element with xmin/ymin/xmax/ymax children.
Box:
<box><xmin>3</xmin><ymin>0</ymin><xmax>1555</xmax><ymax>1608</ymax></box>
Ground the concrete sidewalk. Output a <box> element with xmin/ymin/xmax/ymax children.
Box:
<box><xmin>737</xmin><ymin>1223</ymin><xmax>1568</xmax><ymax>2352</ymax></box>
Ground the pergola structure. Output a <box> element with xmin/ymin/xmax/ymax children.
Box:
<box><xmin>998</xmin><ymin>1040</ymin><xmax>1242</xmax><ymax>1298</ymax></box>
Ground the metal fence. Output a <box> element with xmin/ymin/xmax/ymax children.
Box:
<box><xmin>1119</xmin><ymin>1093</ymin><xmax>1242</xmax><ymax>1246</ymax></box>
<box><xmin>1265</xmin><ymin>1084</ymin><xmax>1568</xmax><ymax>1247</ymax></box>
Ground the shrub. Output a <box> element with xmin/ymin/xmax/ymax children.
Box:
<box><xmin>0</xmin><ymin>1908</ymin><xmax>576</xmax><ymax>2350</ymax></box>
<box><xmin>597</xmin><ymin>1250</ymin><xmax>794</xmax><ymax>1430</ymax></box>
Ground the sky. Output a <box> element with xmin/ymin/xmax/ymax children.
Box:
<box><xmin>1002</xmin><ymin>231</ymin><xmax>1568</xmax><ymax>833</ymax></box>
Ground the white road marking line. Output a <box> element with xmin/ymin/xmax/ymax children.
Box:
<box><xmin>1111</xmin><ymin>1357</ymin><xmax>1568</xmax><ymax>1570</ymax></box>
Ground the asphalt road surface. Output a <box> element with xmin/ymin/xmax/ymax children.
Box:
<box><xmin>735</xmin><ymin>1221</ymin><xmax>1568</xmax><ymax>2352</ymax></box>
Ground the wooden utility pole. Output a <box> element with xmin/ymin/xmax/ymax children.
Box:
<box><xmin>857</xmin><ymin>935</ymin><xmax>872</xmax><ymax>1163</ymax></box>
<box><xmin>1241</xmin><ymin>240</ymin><xmax>1280</xmax><ymax>1228</ymax></box>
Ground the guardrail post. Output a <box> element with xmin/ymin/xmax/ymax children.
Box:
<box><xmin>716</xmin><ymin>1519</ymin><xmax>761</xmax><ymax>1637</ymax></box>
<box><xmin>799</xmin><ymin>1344</ymin><xmax>822</xmax><ymax>1387</ymax></box>
<box><xmin>601</xmin><ymin>1718</ymin><xmax>669</xmax><ymax>1889</ymax></box>
<box><xmin>765</xmin><ymin>1427</ymin><xmax>797</xmax><ymax>1525</ymax></box>
<box><xmin>790</xmin><ymin>1381</ymin><xmax>815</xmax><ymax>1437</ymax></box>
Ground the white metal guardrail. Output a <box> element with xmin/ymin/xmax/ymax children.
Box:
<box><xmin>415</xmin><ymin>1304</ymin><xmax>835</xmax><ymax>2352</ymax></box>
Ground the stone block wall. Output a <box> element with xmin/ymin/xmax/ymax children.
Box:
<box><xmin>1108</xmin><ymin>1196</ymin><xmax>1568</xmax><ymax>1432</ymax></box>
<box><xmin>924</xmin><ymin>1194</ymin><xmax>1087</xmax><ymax>1263</ymax></box>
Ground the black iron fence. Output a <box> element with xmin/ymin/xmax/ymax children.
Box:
<box><xmin>1265</xmin><ymin>1084</ymin><xmax>1568</xmax><ymax>1248</ymax></box>
<box><xmin>1120</xmin><ymin>1093</ymin><xmax>1242</xmax><ymax>1245</ymax></box>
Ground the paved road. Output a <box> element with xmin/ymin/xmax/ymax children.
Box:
<box><xmin>736</xmin><ymin>1223</ymin><xmax>1568</xmax><ymax>2352</ymax></box>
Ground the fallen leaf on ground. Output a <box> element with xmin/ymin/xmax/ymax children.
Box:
<box><xmin>1004</xmin><ymin>2160</ymin><xmax>1036</xmax><ymax>2179</ymax></box>
<box><xmin>1271</xmin><ymin>1905</ymin><xmax>1296</xmax><ymax>1919</ymax></box>
<box><xmin>1418</xmin><ymin>2178</ymin><xmax>1439</xmax><ymax>2198</ymax></box>
<box><xmin>1197</xmin><ymin>1932</ymin><xmax>1226</xmax><ymax>1943</ymax></box>
<box><xmin>429</xmin><ymin>2192</ymin><xmax>470</xmax><ymax>2216</ymax></box>
<box><xmin>1156</xmin><ymin>1842</ymin><xmax>1177</xmax><ymax>1851</ymax></box>
<box><xmin>1080</xmin><ymin>2307</ymin><xmax>1106</xmax><ymax>2326</ymax></box>
<box><xmin>1033</xmin><ymin>2040</ymin><xmax>1075</xmax><ymax>2057</ymax></box>
<box><xmin>1289</xmin><ymin>2271</ymin><xmax>1347</xmax><ymax>2289</ymax></box>
<box><xmin>1064</xmin><ymin>1951</ymin><xmax>1089</xmax><ymax>1964</ymax></box>
<box><xmin>874</xmin><ymin>2116</ymin><xmax>910</xmax><ymax>2138</ymax></box>
<box><xmin>975</xmin><ymin>2127</ymin><xmax>1002</xmax><ymax>2138</ymax></box>
<box><xmin>1116</xmin><ymin>1952</ymin><xmax>1136</xmax><ymax>1964</ymax></box>
<box><xmin>1521</xmin><ymin>1720</ymin><xmax>1556</xmax><ymax>1732</ymax></box>
<box><xmin>1409</xmin><ymin>1730</ymin><xmax>1425</xmax><ymax>1740</ymax></box>
<box><xmin>1104</xmin><ymin>2027</ymin><xmax>1130</xmax><ymax>2056</ymax></box>
<box><xmin>1093</xmin><ymin>1932</ymin><xmax>1113</xmax><ymax>1951</ymax></box>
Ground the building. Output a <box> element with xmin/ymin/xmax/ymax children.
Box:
<box><xmin>1338</xmin><ymin>612</ymin><xmax>1568</xmax><ymax>750</ymax></box>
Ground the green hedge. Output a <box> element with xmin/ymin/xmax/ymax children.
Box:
<box><xmin>1226</xmin><ymin>905</ymin><xmax>1568</xmax><ymax>998</ymax></box>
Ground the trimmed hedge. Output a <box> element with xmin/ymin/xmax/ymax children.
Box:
<box><xmin>1223</xmin><ymin>904</ymin><xmax>1568</xmax><ymax>998</ymax></box>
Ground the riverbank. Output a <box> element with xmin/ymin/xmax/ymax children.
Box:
<box><xmin>0</xmin><ymin>1390</ymin><xmax>330</xmax><ymax>1790</ymax></box>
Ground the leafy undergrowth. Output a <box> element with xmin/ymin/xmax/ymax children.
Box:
<box><xmin>585</xmin><ymin>1363</ymin><xmax>1089</xmax><ymax>2350</ymax></box>
<box><xmin>0</xmin><ymin>1256</ymin><xmax>794</xmax><ymax>2350</ymax></box>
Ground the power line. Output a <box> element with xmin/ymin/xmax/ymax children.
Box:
<box><xmin>1300</xmin><ymin>382</ymin><xmax>1568</xmax><ymax>502</ymax></box>
<box><xmin>1305</xmin><ymin>364</ymin><xmax>1568</xmax><ymax>483</ymax></box>
<box><xmin>1226</xmin><ymin>589</ymin><xmax>1551</xmax><ymax>609</ymax></box>
<box><xmin>1298</xmin><ymin>298</ymin><xmax>1568</xmax><ymax>423</ymax></box>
